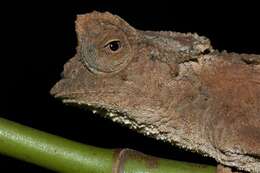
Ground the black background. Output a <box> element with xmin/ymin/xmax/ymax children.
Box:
<box><xmin>0</xmin><ymin>1</ymin><xmax>259</xmax><ymax>172</ymax></box>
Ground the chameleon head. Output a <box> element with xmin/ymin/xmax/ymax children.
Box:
<box><xmin>50</xmin><ymin>11</ymin><xmax>177</xmax><ymax>131</ymax></box>
<box><xmin>50</xmin><ymin>11</ymin><xmax>206</xmax><ymax>138</ymax></box>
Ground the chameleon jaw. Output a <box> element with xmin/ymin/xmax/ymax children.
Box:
<box><xmin>62</xmin><ymin>98</ymin><xmax>169</xmax><ymax>142</ymax></box>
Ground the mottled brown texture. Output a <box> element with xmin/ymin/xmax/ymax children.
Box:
<box><xmin>50</xmin><ymin>11</ymin><xmax>260</xmax><ymax>172</ymax></box>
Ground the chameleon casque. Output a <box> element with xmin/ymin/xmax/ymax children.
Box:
<box><xmin>50</xmin><ymin>11</ymin><xmax>260</xmax><ymax>173</ymax></box>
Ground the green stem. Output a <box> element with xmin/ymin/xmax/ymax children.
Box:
<box><xmin>0</xmin><ymin>117</ymin><xmax>216</xmax><ymax>173</ymax></box>
<box><xmin>0</xmin><ymin>117</ymin><xmax>113</xmax><ymax>173</ymax></box>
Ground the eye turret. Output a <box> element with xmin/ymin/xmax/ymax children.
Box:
<box><xmin>76</xmin><ymin>12</ymin><xmax>138</xmax><ymax>75</ymax></box>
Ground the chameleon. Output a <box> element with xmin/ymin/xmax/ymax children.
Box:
<box><xmin>50</xmin><ymin>11</ymin><xmax>260</xmax><ymax>173</ymax></box>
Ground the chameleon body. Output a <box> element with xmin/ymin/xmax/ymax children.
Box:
<box><xmin>51</xmin><ymin>11</ymin><xmax>260</xmax><ymax>172</ymax></box>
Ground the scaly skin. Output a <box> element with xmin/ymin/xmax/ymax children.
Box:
<box><xmin>51</xmin><ymin>11</ymin><xmax>260</xmax><ymax>172</ymax></box>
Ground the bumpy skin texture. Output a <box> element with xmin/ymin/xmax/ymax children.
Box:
<box><xmin>51</xmin><ymin>11</ymin><xmax>260</xmax><ymax>173</ymax></box>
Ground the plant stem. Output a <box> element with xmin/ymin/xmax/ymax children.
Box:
<box><xmin>0</xmin><ymin>117</ymin><xmax>216</xmax><ymax>173</ymax></box>
<box><xmin>0</xmin><ymin>117</ymin><xmax>113</xmax><ymax>173</ymax></box>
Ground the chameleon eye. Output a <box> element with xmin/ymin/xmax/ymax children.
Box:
<box><xmin>105</xmin><ymin>40</ymin><xmax>121</xmax><ymax>52</ymax></box>
<box><xmin>79</xmin><ymin>19</ymin><xmax>136</xmax><ymax>75</ymax></box>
